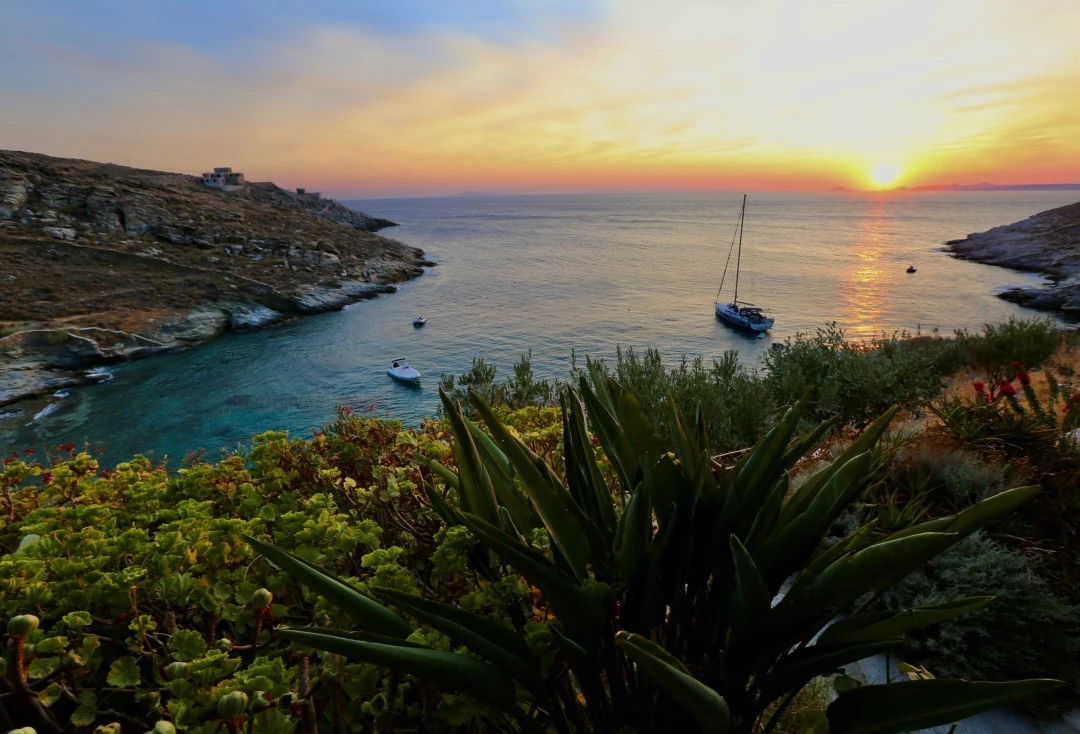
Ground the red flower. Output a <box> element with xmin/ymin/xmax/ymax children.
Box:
<box><xmin>60</xmin><ymin>442</ymin><xmax>76</xmax><ymax>454</ymax></box>
<box><xmin>342</xmin><ymin>406</ymin><xmax>352</xmax><ymax>416</ymax></box>
<box><xmin>41</xmin><ymin>472</ymin><xmax>54</xmax><ymax>484</ymax></box>
<box><xmin>590</xmin><ymin>435</ymin><xmax>600</xmax><ymax>446</ymax></box>
<box><xmin>973</xmin><ymin>381</ymin><xmax>985</xmax><ymax>391</ymax></box>
<box><xmin>97</xmin><ymin>470</ymin><xmax>112</xmax><ymax>479</ymax></box>
<box><xmin>1011</xmin><ymin>361</ymin><xmax>1025</xmax><ymax>370</ymax></box>
<box><xmin>1018</xmin><ymin>372</ymin><xmax>1031</xmax><ymax>385</ymax></box>
<box><xmin>998</xmin><ymin>381</ymin><xmax>1017</xmax><ymax>397</ymax></box>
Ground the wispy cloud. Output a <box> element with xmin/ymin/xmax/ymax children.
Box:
<box><xmin>0</xmin><ymin>0</ymin><xmax>1077</xmax><ymax>194</ymax></box>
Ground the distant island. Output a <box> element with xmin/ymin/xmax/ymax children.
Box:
<box><xmin>832</xmin><ymin>183</ymin><xmax>1080</xmax><ymax>193</ymax></box>
<box><xmin>0</xmin><ymin>150</ymin><xmax>434</xmax><ymax>406</ymax></box>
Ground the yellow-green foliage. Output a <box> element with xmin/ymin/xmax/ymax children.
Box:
<box><xmin>0</xmin><ymin>407</ymin><xmax>564</xmax><ymax>733</ymax></box>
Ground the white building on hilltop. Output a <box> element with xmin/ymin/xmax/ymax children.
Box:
<box><xmin>201</xmin><ymin>167</ymin><xmax>246</xmax><ymax>189</ymax></box>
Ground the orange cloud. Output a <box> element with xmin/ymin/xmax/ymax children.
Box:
<box><xmin>2</xmin><ymin>0</ymin><xmax>1078</xmax><ymax>195</ymax></box>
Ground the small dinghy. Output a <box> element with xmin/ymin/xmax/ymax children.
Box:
<box><xmin>387</xmin><ymin>358</ymin><xmax>421</xmax><ymax>383</ymax></box>
<box><xmin>906</xmin><ymin>265</ymin><xmax>917</xmax><ymax>273</ymax></box>
<box><xmin>412</xmin><ymin>316</ymin><xmax>427</xmax><ymax>327</ymax></box>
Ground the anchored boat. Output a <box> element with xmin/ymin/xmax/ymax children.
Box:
<box><xmin>714</xmin><ymin>194</ymin><xmax>774</xmax><ymax>333</ymax></box>
<box><xmin>387</xmin><ymin>358</ymin><xmax>421</xmax><ymax>383</ymax></box>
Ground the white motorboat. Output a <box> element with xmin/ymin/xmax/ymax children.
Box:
<box><xmin>412</xmin><ymin>316</ymin><xmax>427</xmax><ymax>327</ymax></box>
<box><xmin>387</xmin><ymin>358</ymin><xmax>421</xmax><ymax>383</ymax></box>
<box><xmin>713</xmin><ymin>194</ymin><xmax>774</xmax><ymax>333</ymax></box>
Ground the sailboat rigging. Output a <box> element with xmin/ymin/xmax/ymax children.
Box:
<box><xmin>714</xmin><ymin>194</ymin><xmax>774</xmax><ymax>332</ymax></box>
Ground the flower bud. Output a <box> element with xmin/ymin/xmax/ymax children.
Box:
<box><xmin>251</xmin><ymin>588</ymin><xmax>273</xmax><ymax>608</ymax></box>
<box><xmin>216</xmin><ymin>638</ymin><xmax>233</xmax><ymax>652</ymax></box>
<box><xmin>93</xmin><ymin>724</ymin><xmax>121</xmax><ymax>734</ymax></box>
<box><xmin>368</xmin><ymin>692</ymin><xmax>389</xmax><ymax>717</ymax></box>
<box><xmin>250</xmin><ymin>691</ymin><xmax>273</xmax><ymax>713</ymax></box>
<box><xmin>217</xmin><ymin>691</ymin><xmax>249</xmax><ymax>718</ymax></box>
<box><xmin>152</xmin><ymin>722</ymin><xmax>177</xmax><ymax>734</ymax></box>
<box><xmin>7</xmin><ymin>614</ymin><xmax>39</xmax><ymax>640</ymax></box>
<box><xmin>163</xmin><ymin>662</ymin><xmax>189</xmax><ymax>680</ymax></box>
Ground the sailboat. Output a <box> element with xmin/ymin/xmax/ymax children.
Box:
<box><xmin>714</xmin><ymin>194</ymin><xmax>774</xmax><ymax>333</ymax></box>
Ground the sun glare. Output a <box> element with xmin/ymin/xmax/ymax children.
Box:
<box><xmin>868</xmin><ymin>164</ymin><xmax>901</xmax><ymax>189</ymax></box>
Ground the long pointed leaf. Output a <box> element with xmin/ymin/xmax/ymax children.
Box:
<box><xmin>244</xmin><ymin>535</ymin><xmax>412</xmax><ymax>639</ymax></box>
<box><xmin>827</xmin><ymin>678</ymin><xmax>1062</xmax><ymax>734</ymax></box>
<box><xmin>471</xmin><ymin>390</ymin><xmax>590</xmax><ymax>579</ymax></box>
<box><xmin>439</xmin><ymin>389</ymin><xmax>501</xmax><ymax>526</ymax></box>
<box><xmin>458</xmin><ymin>512</ymin><xmax>604</xmax><ymax>645</ymax></box>
<box><xmin>616</xmin><ymin>632</ymin><xmax>732</xmax><ymax>734</ymax></box>
<box><xmin>819</xmin><ymin>597</ymin><xmax>993</xmax><ymax>645</ymax></box>
<box><xmin>279</xmin><ymin>629</ymin><xmax>516</xmax><ymax>709</ymax></box>
<box><xmin>372</xmin><ymin>587</ymin><xmax>544</xmax><ymax>692</ymax></box>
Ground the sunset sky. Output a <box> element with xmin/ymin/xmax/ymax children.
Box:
<box><xmin>2</xmin><ymin>0</ymin><xmax>1078</xmax><ymax>197</ymax></box>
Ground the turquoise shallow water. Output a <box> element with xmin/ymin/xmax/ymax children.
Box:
<box><xmin>2</xmin><ymin>190</ymin><xmax>1077</xmax><ymax>466</ymax></box>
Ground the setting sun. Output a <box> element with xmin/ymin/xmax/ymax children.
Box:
<box><xmin>868</xmin><ymin>164</ymin><xmax>901</xmax><ymax>189</ymax></box>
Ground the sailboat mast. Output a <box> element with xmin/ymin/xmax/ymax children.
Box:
<box><xmin>733</xmin><ymin>193</ymin><xmax>746</xmax><ymax>305</ymax></box>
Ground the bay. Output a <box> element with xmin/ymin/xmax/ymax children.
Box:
<box><xmin>3</xmin><ymin>190</ymin><xmax>1077</xmax><ymax>466</ymax></box>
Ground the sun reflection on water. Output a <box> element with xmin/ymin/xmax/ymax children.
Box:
<box><xmin>841</xmin><ymin>201</ymin><xmax>889</xmax><ymax>337</ymax></box>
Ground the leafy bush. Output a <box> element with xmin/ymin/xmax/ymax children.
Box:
<box><xmin>763</xmin><ymin>324</ymin><xmax>962</xmax><ymax>428</ymax></box>
<box><xmin>602</xmin><ymin>347</ymin><xmax>777</xmax><ymax>453</ymax></box>
<box><xmin>878</xmin><ymin>533</ymin><xmax>1080</xmax><ymax>701</ymax></box>
<box><xmin>439</xmin><ymin>350</ymin><xmax>557</xmax><ymax>410</ymax></box>
<box><xmin>958</xmin><ymin>317</ymin><xmax>1062</xmax><ymax>386</ymax></box>
<box><xmin>0</xmin><ymin>410</ymin><xmax>576</xmax><ymax>733</ymax></box>
<box><xmin>255</xmin><ymin>375</ymin><xmax>1056</xmax><ymax>734</ymax></box>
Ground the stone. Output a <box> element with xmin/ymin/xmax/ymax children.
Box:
<box><xmin>224</xmin><ymin>303</ymin><xmax>283</xmax><ymax>330</ymax></box>
<box><xmin>156</xmin><ymin>308</ymin><xmax>229</xmax><ymax>342</ymax></box>
<box><xmin>43</xmin><ymin>226</ymin><xmax>77</xmax><ymax>241</ymax></box>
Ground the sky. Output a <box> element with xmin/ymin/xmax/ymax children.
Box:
<box><xmin>1</xmin><ymin>0</ymin><xmax>1078</xmax><ymax>197</ymax></box>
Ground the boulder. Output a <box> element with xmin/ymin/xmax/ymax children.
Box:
<box><xmin>224</xmin><ymin>303</ymin><xmax>283</xmax><ymax>330</ymax></box>
<box><xmin>44</xmin><ymin>226</ymin><xmax>77</xmax><ymax>241</ymax></box>
<box><xmin>157</xmin><ymin>308</ymin><xmax>229</xmax><ymax>342</ymax></box>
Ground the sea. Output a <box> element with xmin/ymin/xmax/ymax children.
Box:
<box><xmin>2</xmin><ymin>190</ymin><xmax>1078</xmax><ymax>467</ymax></box>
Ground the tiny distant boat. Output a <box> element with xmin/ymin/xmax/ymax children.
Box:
<box><xmin>387</xmin><ymin>358</ymin><xmax>421</xmax><ymax>383</ymax></box>
<box><xmin>713</xmin><ymin>194</ymin><xmax>774</xmax><ymax>333</ymax></box>
<box><xmin>412</xmin><ymin>316</ymin><xmax>427</xmax><ymax>327</ymax></box>
<box><xmin>907</xmin><ymin>265</ymin><xmax>917</xmax><ymax>273</ymax></box>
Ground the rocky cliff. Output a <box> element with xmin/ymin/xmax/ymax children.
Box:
<box><xmin>0</xmin><ymin>150</ymin><xmax>434</xmax><ymax>405</ymax></box>
<box><xmin>944</xmin><ymin>201</ymin><xmax>1080</xmax><ymax>317</ymax></box>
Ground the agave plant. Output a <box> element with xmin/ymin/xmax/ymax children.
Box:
<box><xmin>247</xmin><ymin>369</ymin><xmax>1058</xmax><ymax>733</ymax></box>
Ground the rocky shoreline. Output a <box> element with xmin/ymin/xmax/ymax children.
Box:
<box><xmin>0</xmin><ymin>150</ymin><xmax>434</xmax><ymax>407</ymax></box>
<box><xmin>944</xmin><ymin>201</ymin><xmax>1080</xmax><ymax>316</ymax></box>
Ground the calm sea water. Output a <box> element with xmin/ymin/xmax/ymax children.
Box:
<box><xmin>3</xmin><ymin>190</ymin><xmax>1077</xmax><ymax>466</ymax></box>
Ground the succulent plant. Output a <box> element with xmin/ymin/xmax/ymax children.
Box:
<box><xmin>216</xmin><ymin>690</ymin><xmax>249</xmax><ymax>718</ymax></box>
<box><xmin>7</xmin><ymin>614</ymin><xmax>39</xmax><ymax>639</ymax></box>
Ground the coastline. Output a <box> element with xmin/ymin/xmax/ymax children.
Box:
<box><xmin>0</xmin><ymin>150</ymin><xmax>435</xmax><ymax>407</ymax></box>
<box><xmin>944</xmin><ymin>200</ymin><xmax>1080</xmax><ymax>316</ymax></box>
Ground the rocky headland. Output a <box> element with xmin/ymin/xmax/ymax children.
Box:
<box><xmin>944</xmin><ymin>200</ymin><xmax>1080</xmax><ymax>316</ymax></box>
<box><xmin>0</xmin><ymin>150</ymin><xmax>434</xmax><ymax>406</ymax></box>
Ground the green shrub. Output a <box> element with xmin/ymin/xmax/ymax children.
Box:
<box><xmin>439</xmin><ymin>350</ymin><xmax>557</xmax><ymax>410</ymax></box>
<box><xmin>878</xmin><ymin>533</ymin><xmax>1080</xmax><ymax>700</ymax></box>
<box><xmin>958</xmin><ymin>317</ymin><xmax>1062</xmax><ymax>385</ymax></box>
<box><xmin>0</xmin><ymin>410</ymin><xmax>573</xmax><ymax>733</ymax></box>
<box><xmin>763</xmin><ymin>324</ymin><xmax>962</xmax><ymax>428</ymax></box>
<box><xmin>254</xmin><ymin>377</ymin><xmax>1056</xmax><ymax>734</ymax></box>
<box><xmin>604</xmin><ymin>347</ymin><xmax>777</xmax><ymax>453</ymax></box>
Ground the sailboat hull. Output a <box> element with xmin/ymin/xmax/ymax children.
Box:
<box><xmin>715</xmin><ymin>302</ymin><xmax>773</xmax><ymax>332</ymax></box>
